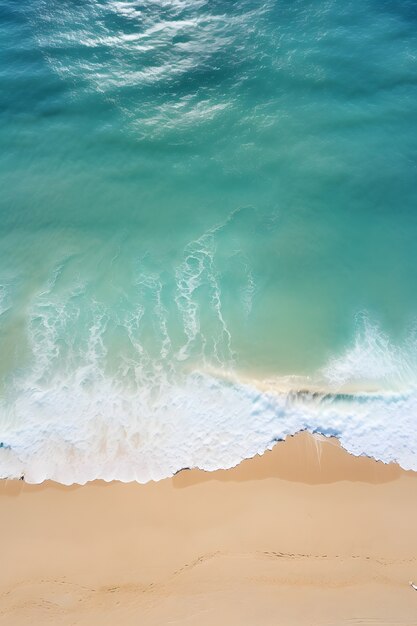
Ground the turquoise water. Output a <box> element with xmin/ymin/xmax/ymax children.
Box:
<box><xmin>1</xmin><ymin>0</ymin><xmax>417</xmax><ymax>482</ymax></box>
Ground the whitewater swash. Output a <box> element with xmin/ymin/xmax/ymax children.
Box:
<box><xmin>1</xmin><ymin>325</ymin><xmax>417</xmax><ymax>485</ymax></box>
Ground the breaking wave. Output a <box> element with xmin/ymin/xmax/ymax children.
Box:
<box><xmin>1</xmin><ymin>252</ymin><xmax>417</xmax><ymax>484</ymax></box>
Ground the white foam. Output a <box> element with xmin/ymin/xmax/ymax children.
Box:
<box><xmin>174</xmin><ymin>218</ymin><xmax>235</xmax><ymax>365</ymax></box>
<box><xmin>321</xmin><ymin>315</ymin><xmax>417</xmax><ymax>391</ymax></box>
<box><xmin>1</xmin><ymin>235</ymin><xmax>417</xmax><ymax>484</ymax></box>
<box><xmin>2</xmin><ymin>251</ymin><xmax>417</xmax><ymax>485</ymax></box>
<box><xmin>241</xmin><ymin>265</ymin><xmax>255</xmax><ymax>317</ymax></box>
<box><xmin>0</xmin><ymin>284</ymin><xmax>10</xmax><ymax>318</ymax></box>
<box><xmin>0</xmin><ymin>357</ymin><xmax>416</xmax><ymax>484</ymax></box>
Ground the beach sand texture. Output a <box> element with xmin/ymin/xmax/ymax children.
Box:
<box><xmin>1</xmin><ymin>431</ymin><xmax>417</xmax><ymax>625</ymax></box>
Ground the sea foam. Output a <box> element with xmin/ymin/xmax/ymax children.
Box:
<box><xmin>1</xmin><ymin>320</ymin><xmax>416</xmax><ymax>484</ymax></box>
<box><xmin>0</xmin><ymin>225</ymin><xmax>416</xmax><ymax>485</ymax></box>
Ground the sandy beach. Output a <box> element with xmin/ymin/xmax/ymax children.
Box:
<box><xmin>1</xmin><ymin>431</ymin><xmax>417</xmax><ymax>625</ymax></box>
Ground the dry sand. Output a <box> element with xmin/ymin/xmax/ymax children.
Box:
<box><xmin>1</xmin><ymin>431</ymin><xmax>417</xmax><ymax>625</ymax></box>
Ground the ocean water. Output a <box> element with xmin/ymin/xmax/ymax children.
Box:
<box><xmin>1</xmin><ymin>0</ymin><xmax>417</xmax><ymax>483</ymax></box>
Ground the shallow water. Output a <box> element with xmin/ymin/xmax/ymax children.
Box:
<box><xmin>1</xmin><ymin>0</ymin><xmax>417</xmax><ymax>482</ymax></box>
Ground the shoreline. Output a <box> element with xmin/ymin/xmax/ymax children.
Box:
<box><xmin>2</xmin><ymin>373</ymin><xmax>417</xmax><ymax>484</ymax></box>
<box><xmin>3</xmin><ymin>428</ymin><xmax>415</xmax><ymax>488</ymax></box>
<box><xmin>1</xmin><ymin>431</ymin><xmax>417</xmax><ymax>624</ymax></box>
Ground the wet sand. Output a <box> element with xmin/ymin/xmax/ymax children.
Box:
<box><xmin>1</xmin><ymin>432</ymin><xmax>417</xmax><ymax>625</ymax></box>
